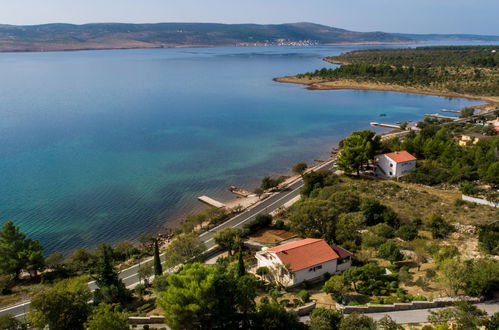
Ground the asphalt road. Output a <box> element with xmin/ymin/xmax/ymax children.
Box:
<box><xmin>368</xmin><ymin>302</ymin><xmax>499</xmax><ymax>324</ymax></box>
<box><xmin>0</xmin><ymin>160</ymin><xmax>335</xmax><ymax>319</ymax></box>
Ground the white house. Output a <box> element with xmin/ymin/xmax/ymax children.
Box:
<box><xmin>374</xmin><ymin>151</ymin><xmax>416</xmax><ymax>178</ymax></box>
<box><xmin>255</xmin><ymin>238</ymin><xmax>352</xmax><ymax>287</ymax></box>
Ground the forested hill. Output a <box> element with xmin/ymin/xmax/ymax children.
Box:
<box><xmin>0</xmin><ymin>22</ymin><xmax>498</xmax><ymax>52</ymax></box>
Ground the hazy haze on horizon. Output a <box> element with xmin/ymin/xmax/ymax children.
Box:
<box><xmin>1</xmin><ymin>0</ymin><xmax>498</xmax><ymax>35</ymax></box>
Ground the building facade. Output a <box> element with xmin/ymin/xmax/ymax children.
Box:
<box><xmin>374</xmin><ymin>151</ymin><xmax>416</xmax><ymax>178</ymax></box>
<box><xmin>255</xmin><ymin>238</ymin><xmax>352</xmax><ymax>287</ymax></box>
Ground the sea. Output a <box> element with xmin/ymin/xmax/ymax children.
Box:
<box><xmin>0</xmin><ymin>45</ymin><xmax>482</xmax><ymax>254</ymax></box>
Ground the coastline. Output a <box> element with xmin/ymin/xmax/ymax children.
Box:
<box><xmin>273</xmin><ymin>76</ymin><xmax>499</xmax><ymax>108</ymax></box>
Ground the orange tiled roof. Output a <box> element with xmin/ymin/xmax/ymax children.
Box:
<box><xmin>266</xmin><ymin>238</ymin><xmax>340</xmax><ymax>271</ymax></box>
<box><xmin>385</xmin><ymin>151</ymin><xmax>417</xmax><ymax>163</ymax></box>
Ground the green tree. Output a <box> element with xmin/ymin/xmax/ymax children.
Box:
<box><xmin>67</xmin><ymin>248</ymin><xmax>97</xmax><ymax>274</ymax></box>
<box><xmin>301</xmin><ymin>170</ymin><xmax>337</xmax><ymax>197</ymax></box>
<box><xmin>252</xmin><ymin>301</ymin><xmax>307</xmax><ymax>330</ymax></box>
<box><xmin>428</xmin><ymin>301</ymin><xmax>488</xmax><ymax>330</ymax></box>
<box><xmin>21</xmin><ymin>239</ymin><xmax>44</xmax><ymax>278</ymax></box>
<box><xmin>395</xmin><ymin>224</ymin><xmax>418</xmax><ymax>241</ymax></box>
<box><xmin>213</xmin><ymin>227</ymin><xmax>243</xmax><ymax>256</ymax></box>
<box><xmin>289</xmin><ymin>199</ymin><xmax>336</xmax><ymax>239</ymax></box>
<box><xmin>464</xmin><ymin>259</ymin><xmax>499</xmax><ymax>298</ymax></box>
<box><xmin>163</xmin><ymin>233</ymin><xmax>206</xmax><ymax>268</ymax></box>
<box><xmin>377</xmin><ymin>241</ymin><xmax>403</xmax><ymax>264</ymax></box>
<box><xmin>92</xmin><ymin>244</ymin><xmax>131</xmax><ymax>306</ymax></box>
<box><xmin>292</xmin><ymin>162</ymin><xmax>308</xmax><ymax>177</ymax></box>
<box><xmin>309</xmin><ymin>307</ymin><xmax>342</xmax><ymax>330</ymax></box>
<box><xmin>28</xmin><ymin>277</ymin><xmax>91</xmax><ymax>330</ymax></box>
<box><xmin>157</xmin><ymin>263</ymin><xmax>256</xmax><ymax>330</ymax></box>
<box><xmin>376</xmin><ymin>315</ymin><xmax>403</xmax><ymax>330</ymax></box>
<box><xmin>153</xmin><ymin>239</ymin><xmax>163</xmax><ymax>276</ymax></box>
<box><xmin>85</xmin><ymin>303</ymin><xmax>129</xmax><ymax>330</ymax></box>
<box><xmin>438</xmin><ymin>258</ymin><xmax>468</xmax><ymax>296</ymax></box>
<box><xmin>459</xmin><ymin>107</ymin><xmax>475</xmax><ymax>118</ymax></box>
<box><xmin>138</xmin><ymin>262</ymin><xmax>153</xmax><ymax>285</ymax></box>
<box><xmin>0</xmin><ymin>314</ymin><xmax>26</xmax><ymax>330</ymax></box>
<box><xmin>335</xmin><ymin>212</ymin><xmax>364</xmax><ymax>247</ymax></box>
<box><xmin>0</xmin><ymin>221</ymin><xmax>44</xmax><ymax>279</ymax></box>
<box><xmin>323</xmin><ymin>275</ymin><xmax>350</xmax><ymax>302</ymax></box>
<box><xmin>237</xmin><ymin>249</ymin><xmax>245</xmax><ymax>277</ymax></box>
<box><xmin>359</xmin><ymin>198</ymin><xmax>393</xmax><ymax>226</ymax></box>
<box><xmin>426</xmin><ymin>214</ymin><xmax>453</xmax><ymax>239</ymax></box>
<box><xmin>339</xmin><ymin>312</ymin><xmax>376</xmax><ymax>330</ymax></box>
<box><xmin>487</xmin><ymin>311</ymin><xmax>499</xmax><ymax>330</ymax></box>
<box><xmin>337</xmin><ymin>130</ymin><xmax>381</xmax><ymax>176</ymax></box>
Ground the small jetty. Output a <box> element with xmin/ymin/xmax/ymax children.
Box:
<box><xmin>424</xmin><ymin>113</ymin><xmax>459</xmax><ymax>121</ymax></box>
<box><xmin>440</xmin><ymin>109</ymin><xmax>460</xmax><ymax>114</ymax></box>
<box><xmin>228</xmin><ymin>186</ymin><xmax>252</xmax><ymax>197</ymax></box>
<box><xmin>370</xmin><ymin>122</ymin><xmax>401</xmax><ymax>129</ymax></box>
<box><xmin>197</xmin><ymin>196</ymin><xmax>226</xmax><ymax>208</ymax></box>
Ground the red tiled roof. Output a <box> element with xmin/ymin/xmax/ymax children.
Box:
<box><xmin>385</xmin><ymin>151</ymin><xmax>416</xmax><ymax>163</ymax></box>
<box><xmin>332</xmin><ymin>245</ymin><xmax>353</xmax><ymax>259</ymax></box>
<box><xmin>266</xmin><ymin>239</ymin><xmax>340</xmax><ymax>271</ymax></box>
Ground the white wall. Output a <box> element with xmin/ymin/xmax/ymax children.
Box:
<box><xmin>375</xmin><ymin>154</ymin><xmax>415</xmax><ymax>178</ymax></box>
<box><xmin>292</xmin><ymin>259</ymin><xmax>338</xmax><ymax>286</ymax></box>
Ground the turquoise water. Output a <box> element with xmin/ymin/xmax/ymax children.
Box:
<box><xmin>0</xmin><ymin>45</ymin><xmax>481</xmax><ymax>254</ymax></box>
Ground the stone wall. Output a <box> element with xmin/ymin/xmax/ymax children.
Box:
<box><xmin>462</xmin><ymin>194</ymin><xmax>499</xmax><ymax>208</ymax></box>
<box><xmin>128</xmin><ymin>315</ymin><xmax>165</xmax><ymax>325</ymax></box>
<box><xmin>337</xmin><ymin>296</ymin><xmax>482</xmax><ymax>314</ymax></box>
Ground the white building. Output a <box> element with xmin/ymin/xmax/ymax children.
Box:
<box><xmin>255</xmin><ymin>238</ymin><xmax>352</xmax><ymax>287</ymax></box>
<box><xmin>374</xmin><ymin>151</ymin><xmax>416</xmax><ymax>178</ymax></box>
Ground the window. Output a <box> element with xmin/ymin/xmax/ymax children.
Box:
<box><xmin>309</xmin><ymin>268</ymin><xmax>313</xmax><ymax>272</ymax></box>
<box><xmin>389</xmin><ymin>163</ymin><xmax>393</xmax><ymax>167</ymax></box>
<box><xmin>317</xmin><ymin>265</ymin><xmax>322</xmax><ymax>270</ymax></box>
<box><xmin>389</xmin><ymin>171</ymin><xmax>392</xmax><ymax>175</ymax></box>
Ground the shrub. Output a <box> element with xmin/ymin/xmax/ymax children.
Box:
<box><xmin>395</xmin><ymin>224</ymin><xmax>418</xmax><ymax>241</ymax></box>
<box><xmin>425</xmin><ymin>214</ymin><xmax>453</xmax><ymax>239</ymax></box>
<box><xmin>298</xmin><ymin>290</ymin><xmax>310</xmax><ymax>303</ymax></box>
<box><xmin>377</xmin><ymin>241</ymin><xmax>403</xmax><ymax>263</ymax></box>
<box><xmin>242</xmin><ymin>214</ymin><xmax>272</xmax><ymax>236</ymax></box>
<box><xmin>371</xmin><ymin>223</ymin><xmax>395</xmax><ymax>238</ymax></box>
<box><xmin>425</xmin><ymin>268</ymin><xmax>436</xmax><ymax>279</ymax></box>
<box><xmin>0</xmin><ymin>275</ymin><xmax>14</xmax><ymax>295</ymax></box>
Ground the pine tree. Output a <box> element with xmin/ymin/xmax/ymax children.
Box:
<box><xmin>93</xmin><ymin>244</ymin><xmax>131</xmax><ymax>306</ymax></box>
<box><xmin>153</xmin><ymin>239</ymin><xmax>163</xmax><ymax>276</ymax></box>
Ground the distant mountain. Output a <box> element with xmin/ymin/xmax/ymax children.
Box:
<box><xmin>0</xmin><ymin>22</ymin><xmax>497</xmax><ymax>52</ymax></box>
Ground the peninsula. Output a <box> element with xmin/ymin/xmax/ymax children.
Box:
<box><xmin>275</xmin><ymin>46</ymin><xmax>499</xmax><ymax>105</ymax></box>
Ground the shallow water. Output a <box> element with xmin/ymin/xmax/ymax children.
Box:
<box><xmin>0</xmin><ymin>45</ymin><xmax>481</xmax><ymax>253</ymax></box>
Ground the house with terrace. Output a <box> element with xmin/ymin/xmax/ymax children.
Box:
<box><xmin>254</xmin><ymin>238</ymin><xmax>352</xmax><ymax>287</ymax></box>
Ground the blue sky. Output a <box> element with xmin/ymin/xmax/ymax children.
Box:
<box><xmin>2</xmin><ymin>0</ymin><xmax>498</xmax><ymax>35</ymax></box>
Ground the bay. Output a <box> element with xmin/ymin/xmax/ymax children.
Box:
<box><xmin>0</xmin><ymin>45</ymin><xmax>481</xmax><ymax>253</ymax></box>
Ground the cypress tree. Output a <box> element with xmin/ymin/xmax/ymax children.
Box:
<box><xmin>153</xmin><ymin>239</ymin><xmax>163</xmax><ymax>276</ymax></box>
<box><xmin>237</xmin><ymin>249</ymin><xmax>245</xmax><ymax>277</ymax></box>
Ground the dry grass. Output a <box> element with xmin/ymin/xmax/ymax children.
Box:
<box><xmin>250</xmin><ymin>229</ymin><xmax>296</xmax><ymax>245</ymax></box>
<box><xmin>339</xmin><ymin>177</ymin><xmax>499</xmax><ymax>225</ymax></box>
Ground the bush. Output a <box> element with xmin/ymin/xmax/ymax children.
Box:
<box><xmin>395</xmin><ymin>224</ymin><xmax>418</xmax><ymax>241</ymax></box>
<box><xmin>377</xmin><ymin>241</ymin><xmax>403</xmax><ymax>263</ymax></box>
<box><xmin>425</xmin><ymin>268</ymin><xmax>436</xmax><ymax>279</ymax></box>
<box><xmin>0</xmin><ymin>275</ymin><xmax>14</xmax><ymax>295</ymax></box>
<box><xmin>297</xmin><ymin>290</ymin><xmax>310</xmax><ymax>303</ymax></box>
<box><xmin>242</xmin><ymin>214</ymin><xmax>272</xmax><ymax>236</ymax></box>
<box><xmin>425</xmin><ymin>214</ymin><xmax>453</xmax><ymax>239</ymax></box>
<box><xmin>371</xmin><ymin>223</ymin><xmax>395</xmax><ymax>238</ymax></box>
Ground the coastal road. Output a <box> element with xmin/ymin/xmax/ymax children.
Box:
<box><xmin>0</xmin><ymin>159</ymin><xmax>336</xmax><ymax>319</ymax></box>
